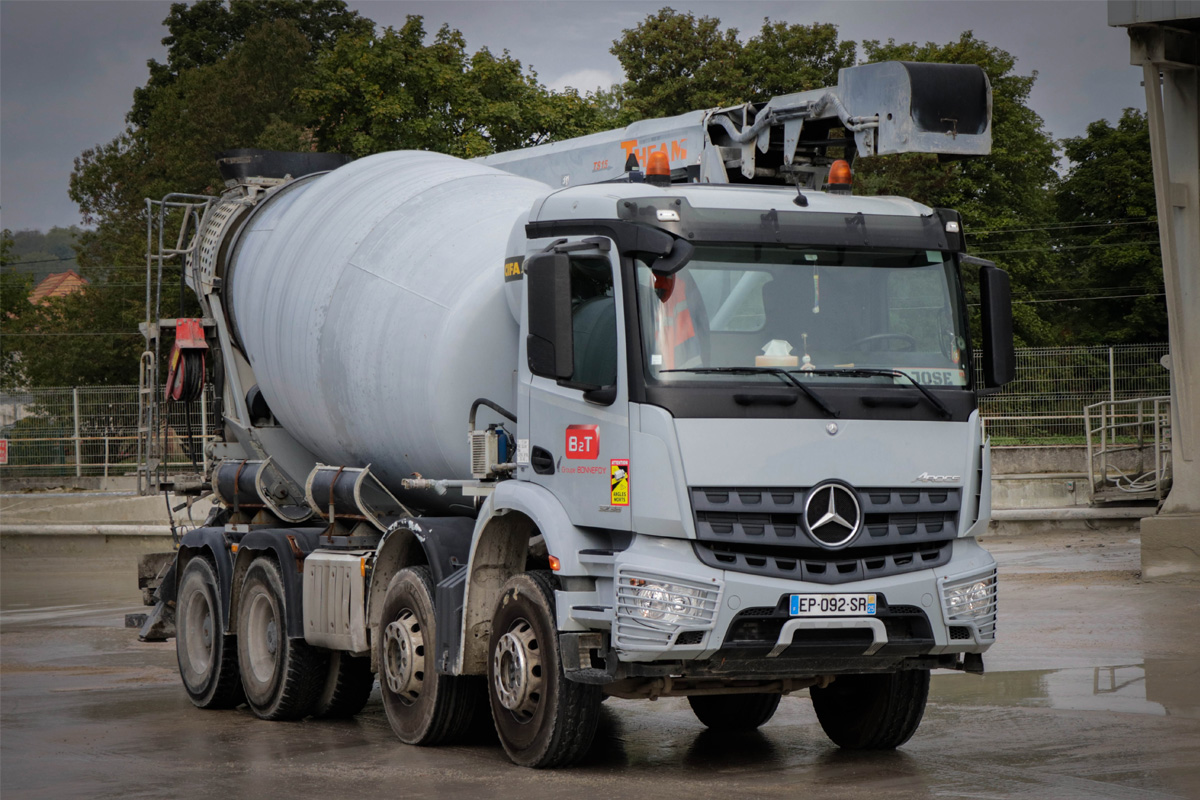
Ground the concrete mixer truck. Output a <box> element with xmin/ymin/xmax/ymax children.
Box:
<box><xmin>132</xmin><ymin>60</ymin><xmax>1013</xmax><ymax>768</ymax></box>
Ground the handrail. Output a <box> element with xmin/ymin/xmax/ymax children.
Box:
<box><xmin>1084</xmin><ymin>396</ymin><xmax>1171</xmax><ymax>503</ymax></box>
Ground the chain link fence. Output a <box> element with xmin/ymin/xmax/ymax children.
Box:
<box><xmin>0</xmin><ymin>345</ymin><xmax>1171</xmax><ymax>479</ymax></box>
<box><xmin>0</xmin><ymin>385</ymin><xmax>215</xmax><ymax>479</ymax></box>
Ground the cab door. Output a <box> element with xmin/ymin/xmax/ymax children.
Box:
<box><xmin>518</xmin><ymin>239</ymin><xmax>632</xmax><ymax>531</ymax></box>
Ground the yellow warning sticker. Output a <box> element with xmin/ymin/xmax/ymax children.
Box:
<box><xmin>610</xmin><ymin>459</ymin><xmax>629</xmax><ymax>506</ymax></box>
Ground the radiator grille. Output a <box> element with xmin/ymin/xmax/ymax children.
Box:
<box><xmin>690</xmin><ymin>486</ymin><xmax>960</xmax><ymax>584</ymax></box>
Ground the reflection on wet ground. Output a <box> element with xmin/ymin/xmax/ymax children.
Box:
<box><xmin>3</xmin><ymin>539</ymin><xmax>1200</xmax><ymax>799</ymax></box>
<box><xmin>933</xmin><ymin>661</ymin><xmax>1200</xmax><ymax>719</ymax></box>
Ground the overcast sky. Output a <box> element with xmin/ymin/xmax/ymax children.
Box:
<box><xmin>1</xmin><ymin>0</ymin><xmax>1146</xmax><ymax>233</ymax></box>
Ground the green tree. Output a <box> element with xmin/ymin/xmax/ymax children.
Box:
<box><xmin>742</xmin><ymin>19</ymin><xmax>856</xmax><ymax>99</ymax></box>
<box><xmin>73</xmin><ymin>1</ymin><xmax>372</xmax><ymax>276</ymax></box>
<box><xmin>72</xmin><ymin>19</ymin><xmax>317</xmax><ymax>255</ymax></box>
<box><xmin>1</xmin><ymin>227</ymin><xmax>145</xmax><ymax>389</ymax></box>
<box><xmin>609</xmin><ymin>10</ymin><xmax>855</xmax><ymax>123</ymax></box>
<box><xmin>855</xmin><ymin>33</ymin><xmax>1060</xmax><ymax>346</ymax></box>
<box><xmin>1055</xmin><ymin>109</ymin><xmax>1163</xmax><ymax>343</ymax></box>
<box><xmin>2</xmin><ymin>227</ymin><xmax>83</xmax><ymax>283</ymax></box>
<box><xmin>300</xmin><ymin>17</ymin><xmax>608</xmax><ymax>158</ymax></box>
<box><xmin>130</xmin><ymin>0</ymin><xmax>372</xmax><ymax>127</ymax></box>
<box><xmin>609</xmin><ymin>8</ymin><xmax>745</xmax><ymax>123</ymax></box>
<box><xmin>1</xmin><ymin>230</ymin><xmax>34</xmax><ymax>388</ymax></box>
<box><xmin>2</xmin><ymin>286</ymin><xmax>145</xmax><ymax>389</ymax></box>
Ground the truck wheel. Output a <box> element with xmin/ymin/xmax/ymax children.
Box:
<box><xmin>379</xmin><ymin>566</ymin><xmax>477</xmax><ymax>744</ymax></box>
<box><xmin>236</xmin><ymin>557</ymin><xmax>327</xmax><ymax>721</ymax></box>
<box><xmin>313</xmin><ymin>652</ymin><xmax>375</xmax><ymax>719</ymax></box>
<box><xmin>488</xmin><ymin>571</ymin><xmax>602</xmax><ymax>768</ymax></box>
<box><xmin>176</xmin><ymin>556</ymin><xmax>243</xmax><ymax>709</ymax></box>
<box><xmin>810</xmin><ymin>670</ymin><xmax>930</xmax><ymax>750</ymax></box>
<box><xmin>688</xmin><ymin>693</ymin><xmax>781</xmax><ymax>731</ymax></box>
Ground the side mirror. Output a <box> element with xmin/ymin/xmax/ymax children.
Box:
<box><xmin>525</xmin><ymin>252</ymin><xmax>574</xmax><ymax>380</ymax></box>
<box><xmin>968</xmin><ymin>256</ymin><xmax>1014</xmax><ymax>388</ymax></box>
<box><xmin>649</xmin><ymin>238</ymin><xmax>694</xmax><ymax>276</ymax></box>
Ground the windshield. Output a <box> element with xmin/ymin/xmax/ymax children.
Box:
<box><xmin>636</xmin><ymin>244</ymin><xmax>970</xmax><ymax>388</ymax></box>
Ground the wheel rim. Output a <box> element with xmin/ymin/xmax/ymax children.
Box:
<box><xmin>383</xmin><ymin>609</ymin><xmax>424</xmax><ymax>703</ymax></box>
<box><xmin>493</xmin><ymin>619</ymin><xmax>542</xmax><ymax>721</ymax></box>
<box><xmin>245</xmin><ymin>590</ymin><xmax>279</xmax><ymax>684</ymax></box>
<box><xmin>182</xmin><ymin>584</ymin><xmax>214</xmax><ymax>676</ymax></box>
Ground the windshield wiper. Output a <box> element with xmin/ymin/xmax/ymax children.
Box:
<box><xmin>795</xmin><ymin>367</ymin><xmax>952</xmax><ymax>419</ymax></box>
<box><xmin>661</xmin><ymin>366</ymin><xmax>840</xmax><ymax>417</ymax></box>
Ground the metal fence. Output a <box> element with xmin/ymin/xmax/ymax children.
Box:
<box><xmin>0</xmin><ymin>345</ymin><xmax>1172</xmax><ymax>479</ymax></box>
<box><xmin>0</xmin><ymin>385</ymin><xmax>215</xmax><ymax>479</ymax></box>
<box><xmin>977</xmin><ymin>344</ymin><xmax>1170</xmax><ymax>445</ymax></box>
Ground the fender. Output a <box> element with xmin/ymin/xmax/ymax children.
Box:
<box><xmin>364</xmin><ymin>517</ymin><xmax>474</xmax><ymax>673</ymax></box>
<box><xmin>455</xmin><ymin>482</ymin><xmax>620</xmax><ymax>674</ymax></box>
<box><xmin>381</xmin><ymin>518</ymin><xmax>475</xmax><ymax>675</ymax></box>
<box><xmin>176</xmin><ymin>526</ymin><xmax>235</xmax><ymax>631</ymax></box>
<box><xmin>228</xmin><ymin>527</ymin><xmax>326</xmax><ymax>638</ymax></box>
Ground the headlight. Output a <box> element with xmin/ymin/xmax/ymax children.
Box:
<box><xmin>947</xmin><ymin>586</ymin><xmax>969</xmax><ymax>617</ymax></box>
<box><xmin>965</xmin><ymin>581</ymin><xmax>990</xmax><ymax>615</ymax></box>
<box><xmin>947</xmin><ymin>581</ymin><xmax>990</xmax><ymax>619</ymax></box>
<box><xmin>631</xmin><ymin>580</ymin><xmax>703</xmax><ymax>625</ymax></box>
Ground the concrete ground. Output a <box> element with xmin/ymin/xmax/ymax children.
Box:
<box><xmin>2</xmin><ymin>529</ymin><xmax>1198</xmax><ymax>799</ymax></box>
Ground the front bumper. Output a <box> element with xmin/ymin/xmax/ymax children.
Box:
<box><xmin>560</xmin><ymin>533</ymin><xmax>996</xmax><ymax>669</ymax></box>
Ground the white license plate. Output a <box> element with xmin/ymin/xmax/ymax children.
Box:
<box><xmin>790</xmin><ymin>594</ymin><xmax>877</xmax><ymax>616</ymax></box>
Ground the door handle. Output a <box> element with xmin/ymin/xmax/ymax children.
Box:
<box><xmin>531</xmin><ymin>446</ymin><xmax>555</xmax><ymax>475</ymax></box>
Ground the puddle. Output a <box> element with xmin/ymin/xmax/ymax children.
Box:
<box><xmin>933</xmin><ymin>660</ymin><xmax>1200</xmax><ymax>719</ymax></box>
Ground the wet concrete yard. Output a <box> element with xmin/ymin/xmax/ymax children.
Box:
<box><xmin>2</xmin><ymin>532</ymin><xmax>1198</xmax><ymax>799</ymax></box>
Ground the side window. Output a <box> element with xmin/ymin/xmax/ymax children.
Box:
<box><xmin>568</xmin><ymin>256</ymin><xmax>617</xmax><ymax>387</ymax></box>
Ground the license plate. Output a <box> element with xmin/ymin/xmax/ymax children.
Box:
<box><xmin>790</xmin><ymin>594</ymin><xmax>877</xmax><ymax>616</ymax></box>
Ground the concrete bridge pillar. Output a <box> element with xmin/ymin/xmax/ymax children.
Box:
<box><xmin>1110</xmin><ymin>3</ymin><xmax>1200</xmax><ymax>580</ymax></box>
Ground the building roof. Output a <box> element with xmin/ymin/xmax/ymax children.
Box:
<box><xmin>28</xmin><ymin>270</ymin><xmax>88</xmax><ymax>305</ymax></box>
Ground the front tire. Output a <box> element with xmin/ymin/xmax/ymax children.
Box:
<box><xmin>688</xmin><ymin>693</ymin><xmax>781</xmax><ymax>731</ymax></box>
<box><xmin>176</xmin><ymin>556</ymin><xmax>243</xmax><ymax>709</ymax></box>
<box><xmin>488</xmin><ymin>571</ymin><xmax>601</xmax><ymax>768</ymax></box>
<box><xmin>379</xmin><ymin>566</ymin><xmax>477</xmax><ymax>744</ymax></box>
<box><xmin>810</xmin><ymin>670</ymin><xmax>930</xmax><ymax>749</ymax></box>
<box><xmin>236</xmin><ymin>557</ymin><xmax>327</xmax><ymax>720</ymax></box>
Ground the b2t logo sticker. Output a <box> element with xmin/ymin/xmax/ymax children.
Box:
<box><xmin>565</xmin><ymin>425</ymin><xmax>599</xmax><ymax>459</ymax></box>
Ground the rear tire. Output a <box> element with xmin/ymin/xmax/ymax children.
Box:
<box><xmin>810</xmin><ymin>670</ymin><xmax>930</xmax><ymax>750</ymax></box>
<box><xmin>313</xmin><ymin>651</ymin><xmax>375</xmax><ymax>719</ymax></box>
<box><xmin>379</xmin><ymin>566</ymin><xmax>478</xmax><ymax>745</ymax></box>
<box><xmin>176</xmin><ymin>556</ymin><xmax>243</xmax><ymax>709</ymax></box>
<box><xmin>688</xmin><ymin>693</ymin><xmax>781</xmax><ymax>731</ymax></box>
<box><xmin>236</xmin><ymin>557</ymin><xmax>327</xmax><ymax>721</ymax></box>
<box><xmin>488</xmin><ymin>571</ymin><xmax>601</xmax><ymax>768</ymax></box>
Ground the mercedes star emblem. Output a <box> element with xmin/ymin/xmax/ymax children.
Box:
<box><xmin>803</xmin><ymin>482</ymin><xmax>862</xmax><ymax>547</ymax></box>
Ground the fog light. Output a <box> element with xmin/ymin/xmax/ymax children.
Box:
<box><xmin>965</xmin><ymin>581</ymin><xmax>990</xmax><ymax>615</ymax></box>
<box><xmin>944</xmin><ymin>577</ymin><xmax>994</xmax><ymax>622</ymax></box>
<box><xmin>632</xmin><ymin>583</ymin><xmax>703</xmax><ymax>625</ymax></box>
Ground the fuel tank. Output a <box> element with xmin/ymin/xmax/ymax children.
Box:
<box><xmin>224</xmin><ymin>150</ymin><xmax>548</xmax><ymax>492</ymax></box>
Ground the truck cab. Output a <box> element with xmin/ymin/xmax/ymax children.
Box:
<box><xmin>458</xmin><ymin>176</ymin><xmax>1010</xmax><ymax>760</ymax></box>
